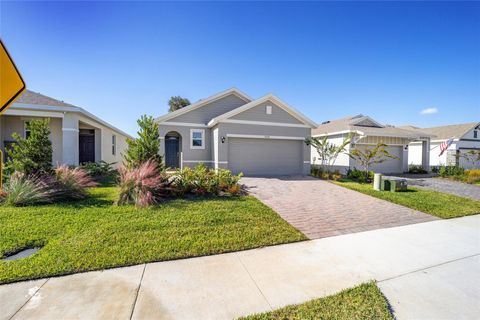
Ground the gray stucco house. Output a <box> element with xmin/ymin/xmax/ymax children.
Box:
<box><xmin>155</xmin><ymin>88</ymin><xmax>317</xmax><ymax>176</ymax></box>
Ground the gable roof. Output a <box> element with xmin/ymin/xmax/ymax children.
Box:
<box><xmin>15</xmin><ymin>90</ymin><xmax>76</xmax><ymax>108</ymax></box>
<box><xmin>155</xmin><ymin>88</ymin><xmax>252</xmax><ymax>123</ymax></box>
<box><xmin>10</xmin><ymin>90</ymin><xmax>132</xmax><ymax>139</ymax></box>
<box><xmin>207</xmin><ymin>94</ymin><xmax>317</xmax><ymax>128</ymax></box>
<box><xmin>313</xmin><ymin>114</ymin><xmax>431</xmax><ymax>139</ymax></box>
<box><xmin>400</xmin><ymin>122</ymin><xmax>479</xmax><ymax>140</ymax></box>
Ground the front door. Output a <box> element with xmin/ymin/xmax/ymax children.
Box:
<box><xmin>165</xmin><ymin>137</ymin><xmax>180</xmax><ymax>168</ymax></box>
<box><xmin>79</xmin><ymin>135</ymin><xmax>95</xmax><ymax>163</ymax></box>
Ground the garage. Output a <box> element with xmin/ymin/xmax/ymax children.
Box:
<box><xmin>228</xmin><ymin>138</ymin><xmax>303</xmax><ymax>176</ymax></box>
<box><xmin>353</xmin><ymin>145</ymin><xmax>404</xmax><ymax>174</ymax></box>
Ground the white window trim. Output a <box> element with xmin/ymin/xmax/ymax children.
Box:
<box><xmin>112</xmin><ymin>135</ymin><xmax>117</xmax><ymax>156</ymax></box>
<box><xmin>24</xmin><ymin>120</ymin><xmax>31</xmax><ymax>139</ymax></box>
<box><xmin>190</xmin><ymin>129</ymin><xmax>205</xmax><ymax>150</ymax></box>
<box><xmin>266</xmin><ymin>105</ymin><xmax>272</xmax><ymax>115</ymax></box>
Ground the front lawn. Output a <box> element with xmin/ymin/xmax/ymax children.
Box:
<box><xmin>333</xmin><ymin>180</ymin><xmax>480</xmax><ymax>219</ymax></box>
<box><xmin>0</xmin><ymin>187</ymin><xmax>306</xmax><ymax>284</ymax></box>
<box><xmin>240</xmin><ymin>282</ymin><xmax>393</xmax><ymax>320</ymax></box>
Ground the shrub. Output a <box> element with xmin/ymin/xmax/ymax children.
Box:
<box><xmin>117</xmin><ymin>160</ymin><xmax>171</xmax><ymax>208</ymax></box>
<box><xmin>54</xmin><ymin>165</ymin><xmax>98</xmax><ymax>200</ymax></box>
<box><xmin>172</xmin><ymin>165</ymin><xmax>243</xmax><ymax>197</ymax></box>
<box><xmin>438</xmin><ymin>165</ymin><xmax>464</xmax><ymax>177</ymax></box>
<box><xmin>0</xmin><ymin>173</ymin><xmax>53</xmax><ymax>206</ymax></box>
<box><xmin>465</xmin><ymin>169</ymin><xmax>480</xmax><ymax>184</ymax></box>
<box><xmin>6</xmin><ymin>119</ymin><xmax>53</xmax><ymax>175</ymax></box>
<box><xmin>347</xmin><ymin>168</ymin><xmax>374</xmax><ymax>183</ymax></box>
<box><xmin>310</xmin><ymin>166</ymin><xmax>342</xmax><ymax>181</ymax></box>
<box><xmin>123</xmin><ymin>115</ymin><xmax>163</xmax><ymax>169</ymax></box>
<box><xmin>80</xmin><ymin>161</ymin><xmax>117</xmax><ymax>177</ymax></box>
<box><xmin>408</xmin><ymin>165</ymin><xmax>428</xmax><ymax>174</ymax></box>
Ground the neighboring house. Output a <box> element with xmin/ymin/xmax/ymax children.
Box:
<box><xmin>402</xmin><ymin>122</ymin><xmax>480</xmax><ymax>169</ymax></box>
<box><xmin>311</xmin><ymin>115</ymin><xmax>433</xmax><ymax>174</ymax></box>
<box><xmin>155</xmin><ymin>88</ymin><xmax>317</xmax><ymax>176</ymax></box>
<box><xmin>0</xmin><ymin>90</ymin><xmax>131</xmax><ymax>167</ymax></box>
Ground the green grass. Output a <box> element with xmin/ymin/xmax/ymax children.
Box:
<box><xmin>333</xmin><ymin>180</ymin><xmax>480</xmax><ymax>219</ymax></box>
<box><xmin>240</xmin><ymin>282</ymin><xmax>393</xmax><ymax>320</ymax></box>
<box><xmin>0</xmin><ymin>187</ymin><xmax>306</xmax><ymax>284</ymax></box>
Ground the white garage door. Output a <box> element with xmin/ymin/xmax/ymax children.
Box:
<box><xmin>228</xmin><ymin>138</ymin><xmax>303</xmax><ymax>176</ymax></box>
<box><xmin>354</xmin><ymin>145</ymin><xmax>404</xmax><ymax>174</ymax></box>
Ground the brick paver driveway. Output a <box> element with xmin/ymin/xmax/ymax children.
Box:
<box><xmin>242</xmin><ymin>176</ymin><xmax>438</xmax><ymax>239</ymax></box>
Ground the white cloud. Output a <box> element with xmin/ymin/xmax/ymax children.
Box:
<box><xmin>420</xmin><ymin>107</ymin><xmax>438</xmax><ymax>115</ymax></box>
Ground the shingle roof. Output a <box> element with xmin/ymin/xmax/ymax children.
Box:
<box><xmin>15</xmin><ymin>90</ymin><xmax>76</xmax><ymax>108</ymax></box>
<box><xmin>399</xmin><ymin>122</ymin><xmax>479</xmax><ymax>140</ymax></box>
<box><xmin>313</xmin><ymin>114</ymin><xmax>428</xmax><ymax>139</ymax></box>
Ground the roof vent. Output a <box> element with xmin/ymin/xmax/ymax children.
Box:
<box><xmin>321</xmin><ymin>120</ymin><xmax>330</xmax><ymax>124</ymax></box>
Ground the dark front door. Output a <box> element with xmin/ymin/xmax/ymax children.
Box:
<box><xmin>79</xmin><ymin>135</ymin><xmax>95</xmax><ymax>163</ymax></box>
<box><xmin>165</xmin><ymin>137</ymin><xmax>180</xmax><ymax>168</ymax></box>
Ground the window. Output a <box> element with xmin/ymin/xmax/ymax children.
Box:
<box><xmin>190</xmin><ymin>129</ymin><xmax>204</xmax><ymax>149</ymax></box>
<box><xmin>474</xmin><ymin>130</ymin><xmax>478</xmax><ymax>139</ymax></box>
<box><xmin>112</xmin><ymin>135</ymin><xmax>116</xmax><ymax>156</ymax></box>
<box><xmin>266</xmin><ymin>105</ymin><xmax>272</xmax><ymax>115</ymax></box>
<box><xmin>24</xmin><ymin>121</ymin><xmax>31</xmax><ymax>139</ymax></box>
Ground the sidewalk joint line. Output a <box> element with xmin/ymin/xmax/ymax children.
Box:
<box><xmin>129</xmin><ymin>263</ymin><xmax>147</xmax><ymax>320</ymax></box>
<box><xmin>9</xmin><ymin>278</ymin><xmax>50</xmax><ymax>320</ymax></box>
<box><xmin>236</xmin><ymin>253</ymin><xmax>273</xmax><ymax>311</ymax></box>
<box><xmin>378</xmin><ymin>253</ymin><xmax>480</xmax><ymax>283</ymax></box>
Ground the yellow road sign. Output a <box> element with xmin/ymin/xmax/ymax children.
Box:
<box><xmin>1</xmin><ymin>39</ymin><xmax>26</xmax><ymax>115</ymax></box>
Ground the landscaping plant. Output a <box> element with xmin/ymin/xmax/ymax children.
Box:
<box><xmin>54</xmin><ymin>165</ymin><xmax>98</xmax><ymax>200</ymax></box>
<box><xmin>346</xmin><ymin>168</ymin><xmax>374</xmax><ymax>183</ymax></box>
<box><xmin>117</xmin><ymin>159</ymin><xmax>171</xmax><ymax>207</ymax></box>
<box><xmin>348</xmin><ymin>143</ymin><xmax>398</xmax><ymax>182</ymax></box>
<box><xmin>6</xmin><ymin>119</ymin><xmax>53</xmax><ymax>176</ymax></box>
<box><xmin>305</xmin><ymin>134</ymin><xmax>352</xmax><ymax>171</ymax></box>
<box><xmin>408</xmin><ymin>164</ymin><xmax>428</xmax><ymax>174</ymax></box>
<box><xmin>123</xmin><ymin>115</ymin><xmax>163</xmax><ymax>169</ymax></box>
<box><xmin>0</xmin><ymin>172</ymin><xmax>53</xmax><ymax>206</ymax></box>
<box><xmin>310</xmin><ymin>165</ymin><xmax>342</xmax><ymax>181</ymax></box>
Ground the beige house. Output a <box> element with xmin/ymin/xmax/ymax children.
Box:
<box><xmin>312</xmin><ymin>115</ymin><xmax>433</xmax><ymax>174</ymax></box>
<box><xmin>403</xmin><ymin>122</ymin><xmax>480</xmax><ymax>169</ymax></box>
<box><xmin>0</xmin><ymin>90</ymin><xmax>131</xmax><ymax>167</ymax></box>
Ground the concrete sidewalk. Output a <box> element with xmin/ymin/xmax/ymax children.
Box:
<box><xmin>1</xmin><ymin>215</ymin><xmax>479</xmax><ymax>320</ymax></box>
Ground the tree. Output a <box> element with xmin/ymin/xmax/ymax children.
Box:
<box><xmin>168</xmin><ymin>96</ymin><xmax>190</xmax><ymax>112</ymax></box>
<box><xmin>305</xmin><ymin>134</ymin><xmax>352</xmax><ymax>169</ymax></box>
<box><xmin>123</xmin><ymin>115</ymin><xmax>163</xmax><ymax>169</ymax></box>
<box><xmin>6</xmin><ymin>119</ymin><xmax>53</xmax><ymax>175</ymax></box>
<box><xmin>459</xmin><ymin>150</ymin><xmax>480</xmax><ymax>168</ymax></box>
<box><xmin>348</xmin><ymin>143</ymin><xmax>399</xmax><ymax>181</ymax></box>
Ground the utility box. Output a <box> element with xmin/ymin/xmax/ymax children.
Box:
<box><xmin>373</xmin><ymin>173</ymin><xmax>382</xmax><ymax>191</ymax></box>
<box><xmin>381</xmin><ymin>178</ymin><xmax>407</xmax><ymax>192</ymax></box>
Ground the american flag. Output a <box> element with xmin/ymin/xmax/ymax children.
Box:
<box><xmin>439</xmin><ymin>138</ymin><xmax>453</xmax><ymax>156</ymax></box>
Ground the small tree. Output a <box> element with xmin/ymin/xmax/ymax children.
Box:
<box><xmin>123</xmin><ymin>115</ymin><xmax>163</xmax><ymax>169</ymax></box>
<box><xmin>348</xmin><ymin>143</ymin><xmax>399</xmax><ymax>181</ymax></box>
<box><xmin>305</xmin><ymin>134</ymin><xmax>352</xmax><ymax>169</ymax></box>
<box><xmin>6</xmin><ymin>119</ymin><xmax>53</xmax><ymax>175</ymax></box>
<box><xmin>168</xmin><ymin>96</ymin><xmax>190</xmax><ymax>112</ymax></box>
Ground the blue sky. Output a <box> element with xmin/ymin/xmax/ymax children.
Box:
<box><xmin>1</xmin><ymin>1</ymin><xmax>479</xmax><ymax>136</ymax></box>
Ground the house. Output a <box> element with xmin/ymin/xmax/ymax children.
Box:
<box><xmin>402</xmin><ymin>122</ymin><xmax>480</xmax><ymax>169</ymax></box>
<box><xmin>0</xmin><ymin>90</ymin><xmax>131</xmax><ymax>167</ymax></box>
<box><xmin>311</xmin><ymin>115</ymin><xmax>433</xmax><ymax>174</ymax></box>
<box><xmin>155</xmin><ymin>88</ymin><xmax>317</xmax><ymax>176</ymax></box>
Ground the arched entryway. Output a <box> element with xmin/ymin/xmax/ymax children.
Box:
<box><xmin>165</xmin><ymin>131</ymin><xmax>182</xmax><ymax>169</ymax></box>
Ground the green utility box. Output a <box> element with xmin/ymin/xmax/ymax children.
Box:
<box><xmin>381</xmin><ymin>178</ymin><xmax>407</xmax><ymax>192</ymax></box>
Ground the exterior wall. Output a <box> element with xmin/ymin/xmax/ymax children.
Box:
<box><xmin>230</xmin><ymin>101</ymin><xmax>303</xmax><ymax>124</ymax></box>
<box><xmin>158</xmin><ymin>124</ymin><xmax>212</xmax><ymax>168</ymax></box>
<box><xmin>215</xmin><ymin>123</ymin><xmax>311</xmax><ymax>174</ymax></box>
<box><xmin>408</xmin><ymin>142</ymin><xmax>423</xmax><ymax>165</ymax></box>
<box><xmin>0</xmin><ymin>112</ymin><xmax>129</xmax><ymax>168</ymax></box>
<box><xmin>164</xmin><ymin>94</ymin><xmax>248</xmax><ymax>124</ymax></box>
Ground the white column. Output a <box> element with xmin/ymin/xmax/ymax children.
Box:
<box><xmin>62</xmin><ymin>113</ymin><xmax>79</xmax><ymax>166</ymax></box>
<box><xmin>402</xmin><ymin>144</ymin><xmax>409</xmax><ymax>173</ymax></box>
<box><xmin>422</xmin><ymin>139</ymin><xmax>431</xmax><ymax>172</ymax></box>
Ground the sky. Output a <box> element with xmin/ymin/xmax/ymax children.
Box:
<box><xmin>1</xmin><ymin>1</ymin><xmax>479</xmax><ymax>136</ymax></box>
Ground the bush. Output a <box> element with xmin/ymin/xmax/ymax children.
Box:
<box><xmin>465</xmin><ymin>169</ymin><xmax>480</xmax><ymax>184</ymax></box>
<box><xmin>117</xmin><ymin>160</ymin><xmax>171</xmax><ymax>208</ymax></box>
<box><xmin>54</xmin><ymin>165</ymin><xmax>98</xmax><ymax>200</ymax></box>
<box><xmin>172</xmin><ymin>164</ymin><xmax>243</xmax><ymax>197</ymax></box>
<box><xmin>408</xmin><ymin>165</ymin><xmax>428</xmax><ymax>174</ymax></box>
<box><xmin>347</xmin><ymin>168</ymin><xmax>374</xmax><ymax>183</ymax></box>
<box><xmin>437</xmin><ymin>165</ymin><xmax>464</xmax><ymax>177</ymax></box>
<box><xmin>0</xmin><ymin>173</ymin><xmax>53</xmax><ymax>206</ymax></box>
<box><xmin>5</xmin><ymin>119</ymin><xmax>53</xmax><ymax>175</ymax></box>
<box><xmin>310</xmin><ymin>166</ymin><xmax>342</xmax><ymax>181</ymax></box>
<box><xmin>80</xmin><ymin>161</ymin><xmax>117</xmax><ymax>177</ymax></box>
